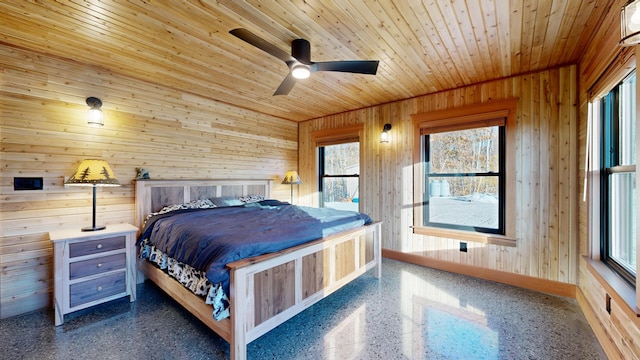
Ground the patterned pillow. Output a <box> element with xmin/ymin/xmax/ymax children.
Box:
<box><xmin>237</xmin><ymin>194</ymin><xmax>266</xmax><ymax>204</ymax></box>
<box><xmin>162</xmin><ymin>198</ymin><xmax>215</xmax><ymax>213</ymax></box>
<box><xmin>144</xmin><ymin>198</ymin><xmax>216</xmax><ymax>224</ymax></box>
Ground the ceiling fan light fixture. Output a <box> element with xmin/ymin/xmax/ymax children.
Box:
<box><xmin>291</xmin><ymin>65</ymin><xmax>310</xmax><ymax>79</ymax></box>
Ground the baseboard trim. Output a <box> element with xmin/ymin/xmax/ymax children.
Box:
<box><xmin>382</xmin><ymin>249</ymin><xmax>576</xmax><ymax>298</ymax></box>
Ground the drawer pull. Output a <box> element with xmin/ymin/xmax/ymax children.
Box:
<box><xmin>96</xmin><ymin>244</ymin><xmax>103</xmax><ymax>249</ymax></box>
<box><xmin>97</xmin><ymin>263</ymin><xmax>103</xmax><ymax>268</ymax></box>
<box><xmin>97</xmin><ymin>286</ymin><xmax>103</xmax><ymax>291</ymax></box>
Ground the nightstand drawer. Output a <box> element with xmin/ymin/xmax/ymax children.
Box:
<box><xmin>69</xmin><ymin>272</ymin><xmax>126</xmax><ymax>308</ymax></box>
<box><xmin>69</xmin><ymin>254</ymin><xmax>126</xmax><ymax>280</ymax></box>
<box><xmin>69</xmin><ymin>236</ymin><xmax>125</xmax><ymax>258</ymax></box>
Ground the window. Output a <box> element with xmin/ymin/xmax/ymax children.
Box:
<box><xmin>312</xmin><ymin>124</ymin><xmax>363</xmax><ymax>211</ymax></box>
<box><xmin>318</xmin><ymin>141</ymin><xmax>360</xmax><ymax>212</ymax></box>
<box><xmin>423</xmin><ymin>124</ymin><xmax>505</xmax><ymax>234</ymax></box>
<box><xmin>600</xmin><ymin>71</ymin><xmax>636</xmax><ymax>284</ymax></box>
<box><xmin>412</xmin><ymin>99</ymin><xmax>517</xmax><ymax>244</ymax></box>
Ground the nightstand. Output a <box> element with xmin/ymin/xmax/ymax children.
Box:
<box><xmin>49</xmin><ymin>223</ymin><xmax>138</xmax><ymax>326</ymax></box>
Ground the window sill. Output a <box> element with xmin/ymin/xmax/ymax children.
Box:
<box><xmin>583</xmin><ymin>256</ymin><xmax>639</xmax><ymax>317</ymax></box>
<box><xmin>412</xmin><ymin>226</ymin><xmax>517</xmax><ymax>247</ymax></box>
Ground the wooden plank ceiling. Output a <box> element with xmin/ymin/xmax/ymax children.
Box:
<box><xmin>0</xmin><ymin>0</ymin><xmax>608</xmax><ymax>122</ymax></box>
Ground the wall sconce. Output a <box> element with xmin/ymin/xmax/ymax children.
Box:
<box><xmin>620</xmin><ymin>0</ymin><xmax>640</xmax><ymax>46</ymax></box>
<box><xmin>380</xmin><ymin>123</ymin><xmax>392</xmax><ymax>143</ymax></box>
<box><xmin>86</xmin><ymin>97</ymin><xmax>103</xmax><ymax>126</ymax></box>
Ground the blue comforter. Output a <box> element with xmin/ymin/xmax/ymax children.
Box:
<box><xmin>138</xmin><ymin>201</ymin><xmax>371</xmax><ymax>292</ymax></box>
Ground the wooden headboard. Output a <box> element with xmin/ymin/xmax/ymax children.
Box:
<box><xmin>134</xmin><ymin>179</ymin><xmax>273</xmax><ymax>228</ymax></box>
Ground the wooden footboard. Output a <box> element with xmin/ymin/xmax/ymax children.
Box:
<box><xmin>227</xmin><ymin>221</ymin><xmax>381</xmax><ymax>360</ymax></box>
<box><xmin>138</xmin><ymin>221</ymin><xmax>381</xmax><ymax>360</ymax></box>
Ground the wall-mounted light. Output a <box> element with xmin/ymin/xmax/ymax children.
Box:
<box><xmin>380</xmin><ymin>123</ymin><xmax>392</xmax><ymax>143</ymax></box>
<box><xmin>86</xmin><ymin>97</ymin><xmax>103</xmax><ymax>126</ymax></box>
<box><xmin>620</xmin><ymin>0</ymin><xmax>640</xmax><ymax>46</ymax></box>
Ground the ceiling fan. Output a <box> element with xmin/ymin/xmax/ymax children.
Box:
<box><xmin>229</xmin><ymin>28</ymin><xmax>379</xmax><ymax>96</ymax></box>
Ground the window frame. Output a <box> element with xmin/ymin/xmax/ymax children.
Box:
<box><xmin>412</xmin><ymin>99</ymin><xmax>518</xmax><ymax>246</ymax></box>
<box><xmin>422</xmin><ymin>124</ymin><xmax>506</xmax><ymax>234</ymax></box>
<box><xmin>599</xmin><ymin>70</ymin><xmax>637</xmax><ymax>286</ymax></box>
<box><xmin>318</xmin><ymin>142</ymin><xmax>360</xmax><ymax>208</ymax></box>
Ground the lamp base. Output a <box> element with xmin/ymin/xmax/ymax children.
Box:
<box><xmin>82</xmin><ymin>225</ymin><xmax>106</xmax><ymax>232</ymax></box>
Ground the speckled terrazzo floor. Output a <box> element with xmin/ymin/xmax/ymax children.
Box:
<box><xmin>1</xmin><ymin>258</ymin><xmax>606</xmax><ymax>360</ymax></box>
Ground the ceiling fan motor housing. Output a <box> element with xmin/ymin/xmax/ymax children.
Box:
<box><xmin>292</xmin><ymin>39</ymin><xmax>311</xmax><ymax>64</ymax></box>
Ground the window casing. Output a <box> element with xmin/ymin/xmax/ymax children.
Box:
<box><xmin>412</xmin><ymin>99</ymin><xmax>517</xmax><ymax>245</ymax></box>
<box><xmin>599</xmin><ymin>71</ymin><xmax>637</xmax><ymax>285</ymax></box>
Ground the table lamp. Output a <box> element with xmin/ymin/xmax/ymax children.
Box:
<box><xmin>65</xmin><ymin>159</ymin><xmax>120</xmax><ymax>231</ymax></box>
<box><xmin>282</xmin><ymin>170</ymin><xmax>302</xmax><ymax>204</ymax></box>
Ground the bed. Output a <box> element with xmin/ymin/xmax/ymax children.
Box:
<box><xmin>134</xmin><ymin>179</ymin><xmax>382</xmax><ymax>360</ymax></box>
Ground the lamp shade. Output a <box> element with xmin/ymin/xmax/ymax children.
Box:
<box><xmin>87</xmin><ymin>108</ymin><xmax>103</xmax><ymax>126</ymax></box>
<box><xmin>282</xmin><ymin>170</ymin><xmax>302</xmax><ymax>185</ymax></box>
<box><xmin>621</xmin><ymin>0</ymin><xmax>640</xmax><ymax>46</ymax></box>
<box><xmin>65</xmin><ymin>159</ymin><xmax>120</xmax><ymax>187</ymax></box>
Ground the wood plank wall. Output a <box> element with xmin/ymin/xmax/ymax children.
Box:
<box><xmin>576</xmin><ymin>0</ymin><xmax>640</xmax><ymax>359</ymax></box>
<box><xmin>0</xmin><ymin>45</ymin><xmax>298</xmax><ymax>318</ymax></box>
<box><xmin>300</xmin><ymin>64</ymin><xmax>578</xmax><ymax>284</ymax></box>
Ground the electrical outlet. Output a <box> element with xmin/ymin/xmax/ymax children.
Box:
<box><xmin>460</xmin><ymin>242</ymin><xmax>467</xmax><ymax>252</ymax></box>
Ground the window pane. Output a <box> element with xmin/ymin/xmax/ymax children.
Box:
<box><xmin>428</xmin><ymin>176</ymin><xmax>500</xmax><ymax>230</ymax></box>
<box><xmin>609</xmin><ymin>172</ymin><xmax>637</xmax><ymax>275</ymax></box>
<box><xmin>322</xmin><ymin>177</ymin><xmax>359</xmax><ymax>211</ymax></box>
<box><xmin>323</xmin><ymin>143</ymin><xmax>359</xmax><ymax>175</ymax></box>
<box><xmin>619</xmin><ymin>73</ymin><xmax>636</xmax><ymax>166</ymax></box>
<box><xmin>430</xmin><ymin>127</ymin><xmax>499</xmax><ymax>174</ymax></box>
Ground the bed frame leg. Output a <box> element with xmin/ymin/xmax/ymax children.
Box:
<box><xmin>230</xmin><ymin>269</ymin><xmax>247</xmax><ymax>360</ymax></box>
<box><xmin>230</xmin><ymin>341</ymin><xmax>246</xmax><ymax>360</ymax></box>
<box><xmin>374</xmin><ymin>222</ymin><xmax>382</xmax><ymax>279</ymax></box>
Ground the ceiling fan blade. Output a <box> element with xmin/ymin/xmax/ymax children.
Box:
<box><xmin>273</xmin><ymin>73</ymin><xmax>297</xmax><ymax>96</ymax></box>
<box><xmin>230</xmin><ymin>28</ymin><xmax>295</xmax><ymax>63</ymax></box>
<box><xmin>312</xmin><ymin>60</ymin><xmax>379</xmax><ymax>75</ymax></box>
